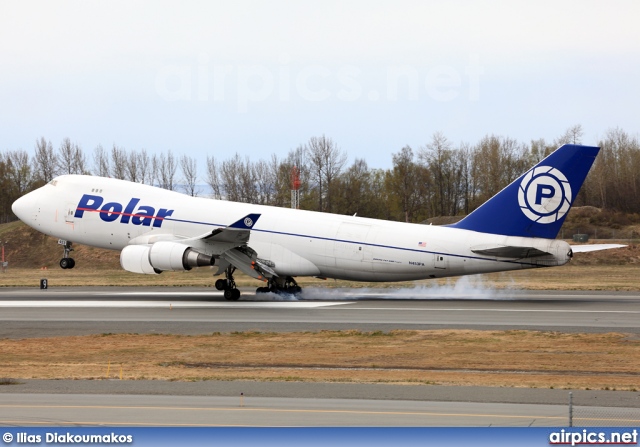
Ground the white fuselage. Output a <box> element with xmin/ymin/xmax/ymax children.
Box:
<box><xmin>13</xmin><ymin>175</ymin><xmax>571</xmax><ymax>282</ymax></box>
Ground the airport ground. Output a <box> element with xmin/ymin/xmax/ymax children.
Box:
<box><xmin>1</xmin><ymin>284</ymin><xmax>640</xmax><ymax>426</ymax></box>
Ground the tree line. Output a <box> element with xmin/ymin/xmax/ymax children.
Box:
<box><xmin>1</xmin><ymin>125</ymin><xmax>639</xmax><ymax>225</ymax></box>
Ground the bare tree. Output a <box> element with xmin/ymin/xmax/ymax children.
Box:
<box><xmin>555</xmin><ymin>124</ymin><xmax>584</xmax><ymax>146</ymax></box>
<box><xmin>6</xmin><ymin>149</ymin><xmax>34</xmax><ymax>195</ymax></box>
<box><xmin>93</xmin><ymin>144</ymin><xmax>110</xmax><ymax>177</ymax></box>
<box><xmin>419</xmin><ymin>132</ymin><xmax>459</xmax><ymax>216</ymax></box>
<box><xmin>137</xmin><ymin>149</ymin><xmax>151</xmax><ymax>184</ymax></box>
<box><xmin>336</xmin><ymin>158</ymin><xmax>370</xmax><ymax>216</ymax></box>
<box><xmin>268</xmin><ymin>153</ymin><xmax>289</xmax><ymax>207</ymax></box>
<box><xmin>206</xmin><ymin>155</ymin><xmax>222</xmax><ymax>199</ymax></box>
<box><xmin>127</xmin><ymin>150</ymin><xmax>139</xmax><ymax>183</ymax></box>
<box><xmin>110</xmin><ymin>144</ymin><xmax>127</xmax><ymax>180</ymax></box>
<box><xmin>306</xmin><ymin>135</ymin><xmax>347</xmax><ymax>212</ymax></box>
<box><xmin>456</xmin><ymin>143</ymin><xmax>474</xmax><ymax>215</ymax></box>
<box><xmin>238</xmin><ymin>157</ymin><xmax>257</xmax><ymax>203</ymax></box>
<box><xmin>57</xmin><ymin>138</ymin><xmax>87</xmax><ymax>175</ymax></box>
<box><xmin>157</xmin><ymin>150</ymin><xmax>177</xmax><ymax>190</ymax></box>
<box><xmin>471</xmin><ymin>135</ymin><xmax>528</xmax><ymax>207</ymax></box>
<box><xmin>151</xmin><ymin>153</ymin><xmax>159</xmax><ymax>186</ymax></box>
<box><xmin>219</xmin><ymin>154</ymin><xmax>258</xmax><ymax>203</ymax></box>
<box><xmin>76</xmin><ymin>145</ymin><xmax>88</xmax><ymax>175</ymax></box>
<box><xmin>220</xmin><ymin>153</ymin><xmax>243</xmax><ymax>201</ymax></box>
<box><xmin>33</xmin><ymin>137</ymin><xmax>58</xmax><ymax>183</ymax></box>
<box><xmin>57</xmin><ymin>138</ymin><xmax>75</xmax><ymax>175</ymax></box>
<box><xmin>180</xmin><ymin>154</ymin><xmax>199</xmax><ymax>196</ymax></box>
<box><xmin>386</xmin><ymin>146</ymin><xmax>426</xmax><ymax>222</ymax></box>
<box><xmin>529</xmin><ymin>138</ymin><xmax>553</xmax><ymax>162</ymax></box>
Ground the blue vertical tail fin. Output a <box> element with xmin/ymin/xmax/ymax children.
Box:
<box><xmin>450</xmin><ymin>144</ymin><xmax>599</xmax><ymax>239</ymax></box>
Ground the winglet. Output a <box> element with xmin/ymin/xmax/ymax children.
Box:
<box><xmin>229</xmin><ymin>213</ymin><xmax>261</xmax><ymax>230</ymax></box>
<box><xmin>450</xmin><ymin>144</ymin><xmax>599</xmax><ymax>239</ymax></box>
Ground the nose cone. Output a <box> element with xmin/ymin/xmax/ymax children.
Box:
<box><xmin>12</xmin><ymin>191</ymin><xmax>38</xmax><ymax>223</ymax></box>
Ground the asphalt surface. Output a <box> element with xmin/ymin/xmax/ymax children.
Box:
<box><xmin>0</xmin><ymin>393</ymin><xmax>619</xmax><ymax>427</ymax></box>
<box><xmin>1</xmin><ymin>286</ymin><xmax>639</xmax><ymax>426</ymax></box>
<box><xmin>1</xmin><ymin>384</ymin><xmax>639</xmax><ymax>426</ymax></box>
<box><xmin>1</xmin><ymin>287</ymin><xmax>639</xmax><ymax>337</ymax></box>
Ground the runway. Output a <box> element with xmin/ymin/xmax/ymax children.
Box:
<box><xmin>1</xmin><ymin>287</ymin><xmax>639</xmax><ymax>338</ymax></box>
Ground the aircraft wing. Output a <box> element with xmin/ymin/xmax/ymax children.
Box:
<box><xmin>127</xmin><ymin>213</ymin><xmax>261</xmax><ymax>252</ymax></box>
<box><xmin>570</xmin><ymin>244</ymin><xmax>627</xmax><ymax>253</ymax></box>
<box><xmin>194</xmin><ymin>213</ymin><xmax>275</xmax><ymax>281</ymax></box>
<box><xmin>471</xmin><ymin>245</ymin><xmax>551</xmax><ymax>258</ymax></box>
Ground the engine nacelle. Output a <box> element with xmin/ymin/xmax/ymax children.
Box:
<box><xmin>120</xmin><ymin>245</ymin><xmax>159</xmax><ymax>275</ymax></box>
<box><xmin>148</xmin><ymin>241</ymin><xmax>214</xmax><ymax>271</ymax></box>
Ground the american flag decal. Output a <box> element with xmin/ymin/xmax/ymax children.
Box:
<box><xmin>418</xmin><ymin>242</ymin><xmax>426</xmax><ymax>247</ymax></box>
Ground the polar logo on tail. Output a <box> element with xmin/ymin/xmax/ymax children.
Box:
<box><xmin>518</xmin><ymin>166</ymin><xmax>572</xmax><ymax>224</ymax></box>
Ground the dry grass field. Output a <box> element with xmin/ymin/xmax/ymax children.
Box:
<box><xmin>1</xmin><ymin>330</ymin><xmax>638</xmax><ymax>390</ymax></box>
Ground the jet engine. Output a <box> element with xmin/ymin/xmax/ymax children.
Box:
<box><xmin>120</xmin><ymin>245</ymin><xmax>159</xmax><ymax>275</ymax></box>
<box><xmin>120</xmin><ymin>242</ymin><xmax>214</xmax><ymax>274</ymax></box>
<box><xmin>149</xmin><ymin>241</ymin><xmax>214</xmax><ymax>271</ymax></box>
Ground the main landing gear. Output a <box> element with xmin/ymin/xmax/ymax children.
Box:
<box><xmin>256</xmin><ymin>276</ymin><xmax>302</xmax><ymax>296</ymax></box>
<box><xmin>59</xmin><ymin>241</ymin><xmax>75</xmax><ymax>269</ymax></box>
<box><xmin>214</xmin><ymin>268</ymin><xmax>302</xmax><ymax>301</ymax></box>
<box><xmin>215</xmin><ymin>266</ymin><xmax>241</xmax><ymax>301</ymax></box>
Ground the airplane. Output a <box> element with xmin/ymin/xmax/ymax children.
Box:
<box><xmin>11</xmin><ymin>144</ymin><xmax>624</xmax><ymax>300</ymax></box>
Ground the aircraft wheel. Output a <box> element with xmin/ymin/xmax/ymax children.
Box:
<box><xmin>256</xmin><ymin>287</ymin><xmax>269</xmax><ymax>294</ymax></box>
<box><xmin>59</xmin><ymin>258</ymin><xmax>70</xmax><ymax>269</ymax></box>
<box><xmin>215</xmin><ymin>279</ymin><xmax>226</xmax><ymax>290</ymax></box>
<box><xmin>68</xmin><ymin>258</ymin><xmax>76</xmax><ymax>269</ymax></box>
<box><xmin>224</xmin><ymin>288</ymin><xmax>241</xmax><ymax>301</ymax></box>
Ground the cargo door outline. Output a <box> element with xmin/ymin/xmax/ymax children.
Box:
<box><xmin>434</xmin><ymin>253</ymin><xmax>448</xmax><ymax>269</ymax></box>
<box><xmin>333</xmin><ymin>222</ymin><xmax>371</xmax><ymax>271</ymax></box>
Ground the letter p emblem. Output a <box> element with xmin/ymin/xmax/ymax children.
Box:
<box><xmin>535</xmin><ymin>184</ymin><xmax>556</xmax><ymax>205</ymax></box>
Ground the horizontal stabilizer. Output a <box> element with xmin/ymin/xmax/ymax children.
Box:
<box><xmin>570</xmin><ymin>244</ymin><xmax>626</xmax><ymax>253</ymax></box>
<box><xmin>471</xmin><ymin>245</ymin><xmax>551</xmax><ymax>258</ymax></box>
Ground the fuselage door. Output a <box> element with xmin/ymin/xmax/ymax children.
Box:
<box><xmin>334</xmin><ymin>222</ymin><xmax>371</xmax><ymax>270</ymax></box>
<box><xmin>65</xmin><ymin>203</ymin><xmax>75</xmax><ymax>223</ymax></box>
<box><xmin>434</xmin><ymin>254</ymin><xmax>448</xmax><ymax>269</ymax></box>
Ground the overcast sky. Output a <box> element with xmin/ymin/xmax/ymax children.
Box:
<box><xmin>1</xmin><ymin>1</ymin><xmax>639</xmax><ymax>171</ymax></box>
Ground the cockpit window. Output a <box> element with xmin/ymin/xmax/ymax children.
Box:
<box><xmin>49</xmin><ymin>180</ymin><xmax>58</xmax><ymax>186</ymax></box>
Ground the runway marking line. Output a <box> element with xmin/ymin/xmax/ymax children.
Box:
<box><xmin>1</xmin><ymin>301</ymin><xmax>639</xmax><ymax>314</ymax></box>
<box><xmin>0</xmin><ymin>300</ymin><xmax>348</xmax><ymax>309</ymax></box>
<box><xmin>349</xmin><ymin>307</ymin><xmax>640</xmax><ymax>314</ymax></box>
